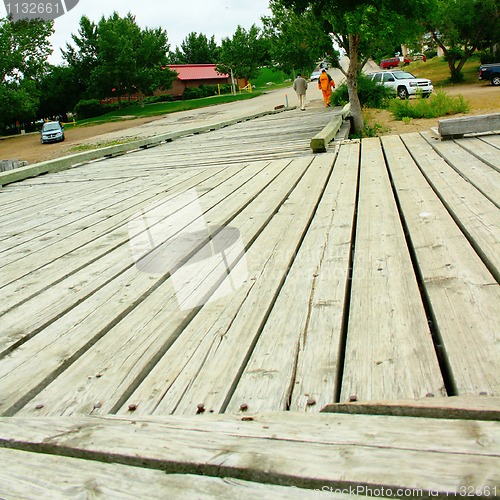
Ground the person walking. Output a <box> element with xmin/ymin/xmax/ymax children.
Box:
<box><xmin>318</xmin><ymin>69</ymin><xmax>335</xmax><ymax>107</ymax></box>
<box><xmin>293</xmin><ymin>73</ymin><xmax>308</xmax><ymax>111</ymax></box>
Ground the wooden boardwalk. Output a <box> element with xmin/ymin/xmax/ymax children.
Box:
<box><xmin>0</xmin><ymin>109</ymin><xmax>499</xmax><ymax>497</ymax></box>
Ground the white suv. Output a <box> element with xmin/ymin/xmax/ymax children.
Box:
<box><xmin>368</xmin><ymin>70</ymin><xmax>433</xmax><ymax>99</ymax></box>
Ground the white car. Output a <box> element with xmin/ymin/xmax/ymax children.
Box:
<box><xmin>310</xmin><ymin>70</ymin><xmax>321</xmax><ymax>81</ymax></box>
<box><xmin>368</xmin><ymin>70</ymin><xmax>433</xmax><ymax>99</ymax></box>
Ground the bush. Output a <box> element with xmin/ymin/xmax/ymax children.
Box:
<box><xmin>183</xmin><ymin>84</ymin><xmax>232</xmax><ymax>100</ymax></box>
<box><xmin>389</xmin><ymin>90</ymin><xmax>469</xmax><ymax>120</ymax></box>
<box><xmin>144</xmin><ymin>94</ymin><xmax>174</xmax><ymax>104</ymax></box>
<box><xmin>74</xmin><ymin>99</ymin><xmax>107</xmax><ymax>119</ymax></box>
<box><xmin>478</xmin><ymin>50</ymin><xmax>500</xmax><ymax>65</ymax></box>
<box><xmin>330</xmin><ymin>73</ymin><xmax>395</xmax><ymax>109</ymax></box>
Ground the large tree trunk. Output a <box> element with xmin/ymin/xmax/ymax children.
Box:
<box><xmin>347</xmin><ymin>34</ymin><xmax>363</xmax><ymax>134</ymax></box>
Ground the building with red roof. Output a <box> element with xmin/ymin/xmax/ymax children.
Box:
<box><xmin>160</xmin><ymin>64</ymin><xmax>230</xmax><ymax>96</ymax></box>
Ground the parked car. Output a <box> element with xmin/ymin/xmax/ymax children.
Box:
<box><xmin>411</xmin><ymin>54</ymin><xmax>427</xmax><ymax>62</ymax></box>
<box><xmin>40</xmin><ymin>121</ymin><xmax>65</xmax><ymax>144</ymax></box>
<box><xmin>478</xmin><ymin>63</ymin><xmax>500</xmax><ymax>86</ymax></box>
<box><xmin>310</xmin><ymin>70</ymin><xmax>322</xmax><ymax>81</ymax></box>
<box><xmin>380</xmin><ymin>57</ymin><xmax>410</xmax><ymax>69</ymax></box>
<box><xmin>368</xmin><ymin>70</ymin><xmax>434</xmax><ymax>99</ymax></box>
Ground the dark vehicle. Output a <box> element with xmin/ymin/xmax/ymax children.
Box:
<box><xmin>478</xmin><ymin>63</ymin><xmax>500</xmax><ymax>86</ymax></box>
<box><xmin>380</xmin><ymin>57</ymin><xmax>410</xmax><ymax>69</ymax></box>
<box><xmin>41</xmin><ymin>121</ymin><xmax>65</xmax><ymax>144</ymax></box>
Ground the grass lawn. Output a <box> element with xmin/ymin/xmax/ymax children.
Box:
<box><xmin>406</xmin><ymin>54</ymin><xmax>482</xmax><ymax>86</ymax></box>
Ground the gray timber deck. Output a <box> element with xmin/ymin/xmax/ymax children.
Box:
<box><xmin>0</xmin><ymin>109</ymin><xmax>499</xmax><ymax>498</ymax></box>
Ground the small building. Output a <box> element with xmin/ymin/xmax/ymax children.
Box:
<box><xmin>158</xmin><ymin>64</ymin><xmax>231</xmax><ymax>97</ymax></box>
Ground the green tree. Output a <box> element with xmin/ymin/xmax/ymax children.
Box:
<box><xmin>217</xmin><ymin>25</ymin><xmax>267</xmax><ymax>81</ymax></box>
<box><xmin>38</xmin><ymin>65</ymin><xmax>79</xmax><ymax>119</ymax></box>
<box><xmin>64</xmin><ymin>12</ymin><xmax>176</xmax><ymax>107</ymax></box>
<box><xmin>277</xmin><ymin>0</ymin><xmax>431</xmax><ymax>133</ymax></box>
<box><xmin>0</xmin><ymin>16</ymin><xmax>53</xmax><ymax>130</ymax></box>
<box><xmin>425</xmin><ymin>0</ymin><xmax>499</xmax><ymax>82</ymax></box>
<box><xmin>61</xmin><ymin>16</ymin><xmax>99</xmax><ymax>101</ymax></box>
<box><xmin>169</xmin><ymin>32</ymin><xmax>220</xmax><ymax>64</ymax></box>
<box><xmin>262</xmin><ymin>1</ymin><xmax>334</xmax><ymax>75</ymax></box>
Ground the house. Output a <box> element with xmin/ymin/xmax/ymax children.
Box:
<box><xmin>158</xmin><ymin>64</ymin><xmax>231</xmax><ymax>97</ymax></box>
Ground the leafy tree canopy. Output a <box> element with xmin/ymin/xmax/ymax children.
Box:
<box><xmin>425</xmin><ymin>0</ymin><xmax>499</xmax><ymax>81</ymax></box>
<box><xmin>0</xmin><ymin>16</ymin><xmax>53</xmax><ymax>130</ymax></box>
<box><xmin>63</xmin><ymin>12</ymin><xmax>176</xmax><ymax>104</ymax></box>
<box><xmin>276</xmin><ymin>0</ymin><xmax>431</xmax><ymax>132</ymax></box>
<box><xmin>217</xmin><ymin>24</ymin><xmax>269</xmax><ymax>80</ymax></box>
<box><xmin>169</xmin><ymin>32</ymin><xmax>220</xmax><ymax>64</ymax></box>
<box><xmin>262</xmin><ymin>0</ymin><xmax>334</xmax><ymax>75</ymax></box>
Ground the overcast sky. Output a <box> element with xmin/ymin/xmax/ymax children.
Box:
<box><xmin>1</xmin><ymin>0</ymin><xmax>272</xmax><ymax>64</ymax></box>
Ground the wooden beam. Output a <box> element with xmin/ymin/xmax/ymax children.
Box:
<box><xmin>321</xmin><ymin>396</ymin><xmax>500</xmax><ymax>421</ymax></box>
<box><xmin>438</xmin><ymin>113</ymin><xmax>500</xmax><ymax>140</ymax></box>
<box><xmin>0</xmin><ymin>413</ymin><xmax>498</xmax><ymax>496</ymax></box>
<box><xmin>310</xmin><ymin>103</ymin><xmax>351</xmax><ymax>153</ymax></box>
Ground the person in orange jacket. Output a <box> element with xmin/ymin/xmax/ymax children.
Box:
<box><xmin>318</xmin><ymin>69</ymin><xmax>335</xmax><ymax>107</ymax></box>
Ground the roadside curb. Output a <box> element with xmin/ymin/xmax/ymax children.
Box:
<box><xmin>0</xmin><ymin>106</ymin><xmax>294</xmax><ymax>187</ymax></box>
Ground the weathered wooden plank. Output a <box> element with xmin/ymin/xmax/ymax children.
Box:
<box><xmin>0</xmin><ymin>447</ymin><xmax>332</xmax><ymax>500</ymax></box>
<box><xmin>290</xmin><ymin>142</ymin><xmax>360</xmax><ymax>412</ymax></box>
<box><xmin>226</xmin><ymin>143</ymin><xmax>359</xmax><ymax>414</ymax></box>
<box><xmin>118</xmin><ymin>158</ymin><xmax>332</xmax><ymax>414</ymax></box>
<box><xmin>12</xmin><ymin>159</ymin><xmax>310</xmax><ymax>417</ymax></box>
<box><xmin>161</xmin><ymin>155</ymin><xmax>334</xmax><ymax>416</ymax></box>
<box><xmin>0</xmin><ymin>177</ymin><xmax>166</xmax><ymax>254</ymax></box>
<box><xmin>0</xmin><ymin>163</ymin><xmax>255</xmax><ymax>353</ymax></box>
<box><xmin>420</xmin><ymin>131</ymin><xmax>500</xmax><ymax>207</ymax></box>
<box><xmin>382</xmin><ymin>134</ymin><xmax>500</xmax><ymax>396</ymax></box>
<box><xmin>454</xmin><ymin>136</ymin><xmax>500</xmax><ymax>172</ymax></box>
<box><xmin>0</xmin><ymin>413</ymin><xmax>498</xmax><ymax>496</ymax></box>
<box><xmin>105</xmin><ymin>156</ymin><xmax>333</xmax><ymax>417</ymax></box>
<box><xmin>438</xmin><ymin>113</ymin><xmax>500</xmax><ymax>140</ymax></box>
<box><xmin>0</xmin><ymin>163</ymin><xmax>236</xmax><ymax>304</ymax></box>
<box><xmin>340</xmin><ymin>137</ymin><xmax>445</xmax><ymax>403</ymax></box>
<box><xmin>400</xmin><ymin>132</ymin><xmax>500</xmax><ymax>282</ymax></box>
<box><xmin>480</xmin><ymin>134</ymin><xmax>500</xmax><ymax>149</ymax></box>
<box><xmin>0</xmin><ymin>160</ymin><xmax>294</xmax><ymax>415</ymax></box>
<box><xmin>322</xmin><ymin>395</ymin><xmax>500</xmax><ymax>420</ymax></box>
<box><xmin>0</xmin><ymin>164</ymin><xmax>236</xmax><ymax>287</ymax></box>
<box><xmin>107</xmin><ymin>159</ymin><xmax>316</xmax><ymax>417</ymax></box>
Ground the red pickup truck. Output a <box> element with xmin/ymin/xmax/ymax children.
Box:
<box><xmin>380</xmin><ymin>57</ymin><xmax>410</xmax><ymax>69</ymax></box>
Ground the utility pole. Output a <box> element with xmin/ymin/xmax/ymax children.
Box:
<box><xmin>230</xmin><ymin>68</ymin><xmax>237</xmax><ymax>95</ymax></box>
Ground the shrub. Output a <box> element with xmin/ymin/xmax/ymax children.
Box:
<box><xmin>389</xmin><ymin>90</ymin><xmax>469</xmax><ymax>120</ymax></box>
<box><xmin>74</xmin><ymin>99</ymin><xmax>134</xmax><ymax>119</ymax></box>
<box><xmin>183</xmin><ymin>84</ymin><xmax>232</xmax><ymax>100</ymax></box>
<box><xmin>74</xmin><ymin>99</ymin><xmax>105</xmax><ymax>119</ymax></box>
<box><xmin>478</xmin><ymin>50</ymin><xmax>500</xmax><ymax>65</ymax></box>
<box><xmin>144</xmin><ymin>94</ymin><xmax>174</xmax><ymax>105</ymax></box>
<box><xmin>330</xmin><ymin>74</ymin><xmax>395</xmax><ymax>109</ymax></box>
